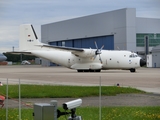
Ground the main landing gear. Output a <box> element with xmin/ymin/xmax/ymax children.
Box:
<box><xmin>130</xmin><ymin>68</ymin><xmax>136</xmax><ymax>73</ymax></box>
<box><xmin>77</xmin><ymin>69</ymin><xmax>101</xmax><ymax>72</ymax></box>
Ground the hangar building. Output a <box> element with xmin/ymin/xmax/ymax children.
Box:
<box><xmin>41</xmin><ymin>8</ymin><xmax>160</xmax><ymax>66</ymax></box>
<box><xmin>147</xmin><ymin>45</ymin><xmax>160</xmax><ymax>68</ymax></box>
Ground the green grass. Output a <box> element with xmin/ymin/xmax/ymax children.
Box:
<box><xmin>0</xmin><ymin>85</ymin><xmax>145</xmax><ymax>98</ymax></box>
<box><xmin>0</xmin><ymin>85</ymin><xmax>158</xmax><ymax>120</ymax></box>
<box><xmin>0</xmin><ymin>107</ymin><xmax>160</xmax><ymax>120</ymax></box>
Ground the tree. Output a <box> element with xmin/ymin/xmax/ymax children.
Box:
<box><xmin>3</xmin><ymin>53</ymin><xmax>36</xmax><ymax>62</ymax></box>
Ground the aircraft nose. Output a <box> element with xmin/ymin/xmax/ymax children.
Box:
<box><xmin>140</xmin><ymin>59</ymin><xmax>146</xmax><ymax>67</ymax></box>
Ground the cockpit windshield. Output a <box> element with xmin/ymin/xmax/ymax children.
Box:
<box><xmin>129</xmin><ymin>53</ymin><xmax>138</xmax><ymax>58</ymax></box>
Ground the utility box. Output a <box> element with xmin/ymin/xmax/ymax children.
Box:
<box><xmin>33</xmin><ymin>103</ymin><xmax>56</xmax><ymax>120</ymax></box>
<box><xmin>147</xmin><ymin>54</ymin><xmax>152</xmax><ymax>67</ymax></box>
<box><xmin>50</xmin><ymin>100</ymin><xmax>58</xmax><ymax>120</ymax></box>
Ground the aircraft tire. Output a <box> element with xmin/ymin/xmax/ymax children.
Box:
<box><xmin>130</xmin><ymin>68</ymin><xmax>136</xmax><ymax>72</ymax></box>
<box><xmin>89</xmin><ymin>69</ymin><xmax>95</xmax><ymax>72</ymax></box>
<box><xmin>95</xmin><ymin>69</ymin><xmax>101</xmax><ymax>72</ymax></box>
<box><xmin>84</xmin><ymin>70</ymin><xmax>89</xmax><ymax>72</ymax></box>
<box><xmin>77</xmin><ymin>70</ymin><xmax>83</xmax><ymax>72</ymax></box>
<box><xmin>77</xmin><ymin>69</ymin><xmax>101</xmax><ymax>72</ymax></box>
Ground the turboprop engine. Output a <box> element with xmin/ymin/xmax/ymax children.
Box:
<box><xmin>72</xmin><ymin>49</ymin><xmax>95</xmax><ymax>58</ymax></box>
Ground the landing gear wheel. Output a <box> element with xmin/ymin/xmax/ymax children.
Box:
<box><xmin>95</xmin><ymin>69</ymin><xmax>101</xmax><ymax>72</ymax></box>
<box><xmin>130</xmin><ymin>68</ymin><xmax>136</xmax><ymax>72</ymax></box>
<box><xmin>77</xmin><ymin>69</ymin><xmax>101</xmax><ymax>72</ymax></box>
<box><xmin>89</xmin><ymin>69</ymin><xmax>95</xmax><ymax>72</ymax></box>
<box><xmin>77</xmin><ymin>70</ymin><xmax>83</xmax><ymax>72</ymax></box>
<box><xmin>84</xmin><ymin>70</ymin><xmax>89</xmax><ymax>72</ymax></box>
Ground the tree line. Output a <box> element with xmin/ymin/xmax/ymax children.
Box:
<box><xmin>3</xmin><ymin>53</ymin><xmax>36</xmax><ymax>62</ymax></box>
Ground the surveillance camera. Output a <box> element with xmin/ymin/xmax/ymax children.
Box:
<box><xmin>63</xmin><ymin>99</ymin><xmax>82</xmax><ymax>110</ymax></box>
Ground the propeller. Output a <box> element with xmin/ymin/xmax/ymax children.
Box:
<box><xmin>94</xmin><ymin>41</ymin><xmax>104</xmax><ymax>63</ymax></box>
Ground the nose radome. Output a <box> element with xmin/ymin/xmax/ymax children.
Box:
<box><xmin>140</xmin><ymin>59</ymin><xmax>146</xmax><ymax>67</ymax></box>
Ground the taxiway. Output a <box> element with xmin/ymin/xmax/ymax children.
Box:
<box><xmin>0</xmin><ymin>65</ymin><xmax>160</xmax><ymax>94</ymax></box>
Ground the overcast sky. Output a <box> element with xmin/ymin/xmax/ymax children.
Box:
<box><xmin>0</xmin><ymin>0</ymin><xmax>160</xmax><ymax>52</ymax></box>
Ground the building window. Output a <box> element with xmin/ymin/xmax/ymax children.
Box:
<box><xmin>62</xmin><ymin>41</ymin><xmax>65</xmax><ymax>46</ymax></box>
<box><xmin>136</xmin><ymin>33</ymin><xmax>160</xmax><ymax>47</ymax></box>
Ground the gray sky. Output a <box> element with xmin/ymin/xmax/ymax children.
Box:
<box><xmin>0</xmin><ymin>0</ymin><xmax>160</xmax><ymax>52</ymax></box>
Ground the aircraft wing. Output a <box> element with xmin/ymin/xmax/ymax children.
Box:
<box><xmin>7</xmin><ymin>45</ymin><xmax>95</xmax><ymax>58</ymax></box>
<box><xmin>38</xmin><ymin>44</ymin><xmax>95</xmax><ymax>57</ymax></box>
<box><xmin>7</xmin><ymin>44</ymin><xmax>84</xmax><ymax>55</ymax></box>
<box><xmin>39</xmin><ymin>44</ymin><xmax>84</xmax><ymax>52</ymax></box>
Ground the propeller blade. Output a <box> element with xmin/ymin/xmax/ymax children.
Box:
<box><xmin>95</xmin><ymin>41</ymin><xmax>98</xmax><ymax>49</ymax></box>
<box><xmin>99</xmin><ymin>54</ymin><xmax>103</xmax><ymax>64</ymax></box>
<box><xmin>94</xmin><ymin>41</ymin><xmax>104</xmax><ymax>63</ymax></box>
<box><xmin>100</xmin><ymin>45</ymin><xmax>104</xmax><ymax>50</ymax></box>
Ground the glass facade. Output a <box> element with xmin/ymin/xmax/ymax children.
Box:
<box><xmin>136</xmin><ymin>33</ymin><xmax>160</xmax><ymax>47</ymax></box>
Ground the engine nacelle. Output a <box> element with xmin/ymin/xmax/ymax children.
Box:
<box><xmin>72</xmin><ymin>49</ymin><xmax>95</xmax><ymax>58</ymax></box>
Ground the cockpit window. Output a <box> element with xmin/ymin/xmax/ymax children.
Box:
<box><xmin>135</xmin><ymin>55</ymin><xmax>138</xmax><ymax>57</ymax></box>
<box><xmin>129</xmin><ymin>53</ymin><xmax>138</xmax><ymax>58</ymax></box>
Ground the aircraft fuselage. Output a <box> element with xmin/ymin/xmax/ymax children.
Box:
<box><xmin>29</xmin><ymin>49</ymin><xmax>143</xmax><ymax>72</ymax></box>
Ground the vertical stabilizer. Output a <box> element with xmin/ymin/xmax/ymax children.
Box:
<box><xmin>19</xmin><ymin>24</ymin><xmax>40</xmax><ymax>51</ymax></box>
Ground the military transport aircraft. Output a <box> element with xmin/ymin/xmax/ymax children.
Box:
<box><xmin>8</xmin><ymin>24</ymin><xmax>146</xmax><ymax>72</ymax></box>
<box><xmin>0</xmin><ymin>53</ymin><xmax>7</xmax><ymax>62</ymax></box>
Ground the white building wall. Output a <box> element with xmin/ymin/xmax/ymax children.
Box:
<box><xmin>152</xmin><ymin>45</ymin><xmax>160</xmax><ymax>68</ymax></box>
<box><xmin>147</xmin><ymin>54</ymin><xmax>152</xmax><ymax>67</ymax></box>
<box><xmin>41</xmin><ymin>8</ymin><xmax>136</xmax><ymax>51</ymax></box>
<box><xmin>152</xmin><ymin>53</ymin><xmax>160</xmax><ymax>67</ymax></box>
<box><xmin>136</xmin><ymin>18</ymin><xmax>160</xmax><ymax>53</ymax></box>
<box><xmin>136</xmin><ymin>18</ymin><xmax>160</xmax><ymax>33</ymax></box>
<box><xmin>126</xmin><ymin>8</ymin><xmax>136</xmax><ymax>51</ymax></box>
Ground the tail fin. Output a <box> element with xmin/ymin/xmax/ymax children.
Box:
<box><xmin>19</xmin><ymin>24</ymin><xmax>41</xmax><ymax>51</ymax></box>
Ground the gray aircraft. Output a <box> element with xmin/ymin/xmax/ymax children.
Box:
<box><xmin>0</xmin><ymin>53</ymin><xmax>7</xmax><ymax>62</ymax></box>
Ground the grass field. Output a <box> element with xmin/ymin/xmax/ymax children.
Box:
<box><xmin>1</xmin><ymin>85</ymin><xmax>159</xmax><ymax>120</ymax></box>
<box><xmin>0</xmin><ymin>107</ymin><xmax>160</xmax><ymax>120</ymax></box>
<box><xmin>0</xmin><ymin>85</ymin><xmax>145</xmax><ymax>98</ymax></box>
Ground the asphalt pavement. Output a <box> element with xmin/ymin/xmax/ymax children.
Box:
<box><xmin>0</xmin><ymin>65</ymin><xmax>160</xmax><ymax>108</ymax></box>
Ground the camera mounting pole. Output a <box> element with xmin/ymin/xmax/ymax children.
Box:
<box><xmin>68</xmin><ymin>108</ymin><xmax>82</xmax><ymax>120</ymax></box>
